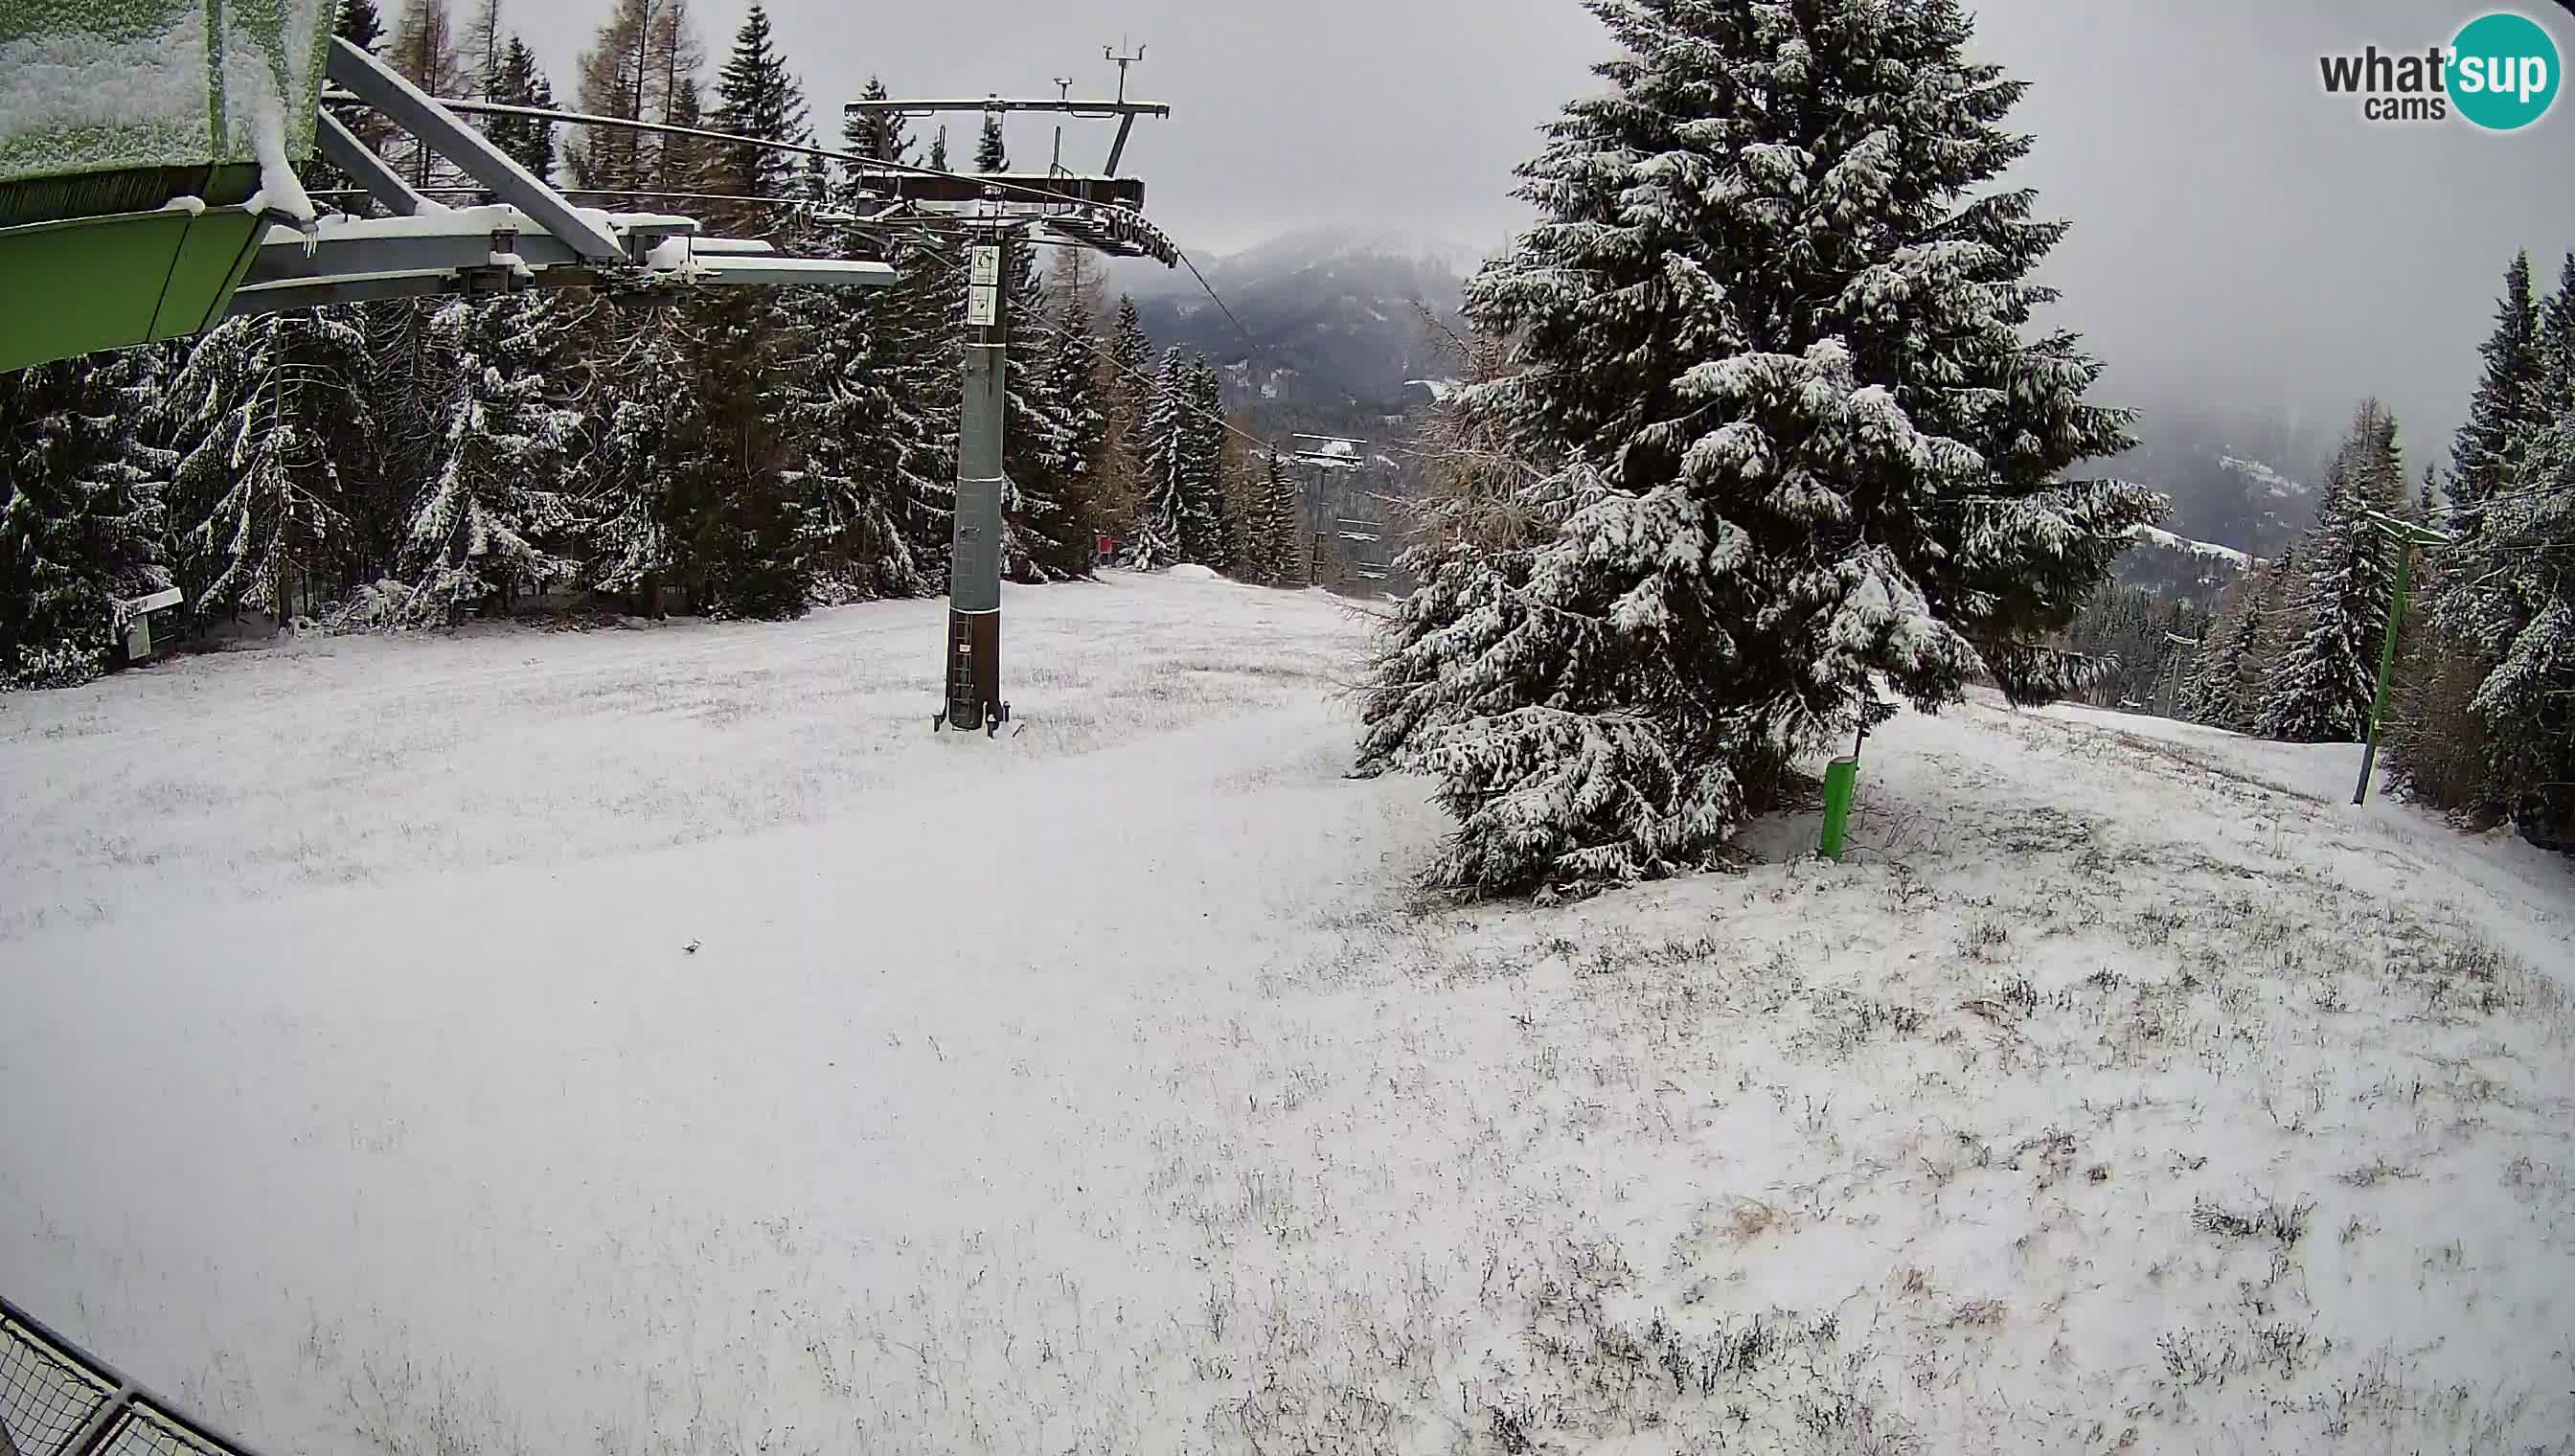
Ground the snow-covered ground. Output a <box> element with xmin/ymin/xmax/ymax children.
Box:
<box><xmin>3</xmin><ymin>574</ymin><xmax>2571</xmax><ymax>1456</ymax></box>
<box><xmin>2126</xmin><ymin>523</ymin><xmax>2254</xmax><ymax>568</ymax></box>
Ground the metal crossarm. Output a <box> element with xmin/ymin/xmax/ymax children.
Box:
<box><xmin>242</xmin><ymin>206</ymin><xmax>627</xmax><ymax>287</ymax></box>
<box><xmin>327</xmin><ymin>37</ymin><xmax>627</xmax><ymax>262</ymax></box>
<box><xmin>314</xmin><ymin>114</ymin><xmax>445</xmax><ymax>219</ymax></box>
<box><xmin>840</xmin><ymin>82</ymin><xmax>1169</xmax><ymax>174</ymax></box>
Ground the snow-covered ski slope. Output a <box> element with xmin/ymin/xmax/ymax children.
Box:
<box><xmin>3</xmin><ymin>572</ymin><xmax>2570</xmax><ymax>1455</ymax></box>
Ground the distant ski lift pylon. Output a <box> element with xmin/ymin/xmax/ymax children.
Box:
<box><xmin>0</xmin><ymin>18</ymin><xmax>896</xmax><ymax>375</ymax></box>
<box><xmin>1292</xmin><ymin>434</ymin><xmax>1366</xmax><ymax>471</ymax></box>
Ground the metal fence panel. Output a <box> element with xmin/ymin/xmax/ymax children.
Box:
<box><xmin>1</xmin><ymin>1299</ymin><xmax>262</xmax><ymax>1456</ymax></box>
<box><xmin>1</xmin><ymin>1308</ymin><xmax>115</xmax><ymax>1456</ymax></box>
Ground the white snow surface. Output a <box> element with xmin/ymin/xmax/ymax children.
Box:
<box><xmin>2221</xmin><ymin>454</ymin><xmax>2306</xmax><ymax>499</ymax></box>
<box><xmin>0</xmin><ymin>8</ymin><xmax>211</xmax><ymax>171</ymax></box>
<box><xmin>243</xmin><ymin>91</ymin><xmax>313</xmax><ymax>224</ymax></box>
<box><xmin>2127</xmin><ymin>523</ymin><xmax>2255</xmax><ymax>567</ymax></box>
<box><xmin>1165</xmin><ymin>562</ymin><xmax>1222</xmax><ymax>581</ymax></box>
<box><xmin>1</xmin><ymin>0</ymin><xmax>327</xmax><ymax>184</ymax></box>
<box><xmin>2</xmin><ymin>576</ymin><xmax>2571</xmax><ymax>1454</ymax></box>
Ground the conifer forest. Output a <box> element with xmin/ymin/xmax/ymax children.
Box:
<box><xmin>0</xmin><ymin>0</ymin><xmax>1304</xmax><ymax>675</ymax></box>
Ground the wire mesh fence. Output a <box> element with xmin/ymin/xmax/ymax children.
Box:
<box><xmin>1</xmin><ymin>1306</ymin><xmax>114</xmax><ymax>1456</ymax></box>
<box><xmin>1</xmin><ymin>1299</ymin><xmax>259</xmax><ymax>1456</ymax></box>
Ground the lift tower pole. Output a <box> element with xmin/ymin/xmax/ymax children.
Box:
<box><xmin>856</xmin><ymin>51</ymin><xmax>1174</xmax><ymax>736</ymax></box>
<box><xmin>941</xmin><ymin>223</ymin><xmax>1013</xmax><ymax>735</ymax></box>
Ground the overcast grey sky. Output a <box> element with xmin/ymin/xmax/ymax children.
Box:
<box><xmin>512</xmin><ymin>0</ymin><xmax>2575</xmax><ymax>461</ymax></box>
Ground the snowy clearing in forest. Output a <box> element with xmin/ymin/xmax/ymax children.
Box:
<box><xmin>2126</xmin><ymin>524</ymin><xmax>2255</xmax><ymax>568</ymax></box>
<box><xmin>3</xmin><ymin>573</ymin><xmax>2572</xmax><ymax>1456</ymax></box>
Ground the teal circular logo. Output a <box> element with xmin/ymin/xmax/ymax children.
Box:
<box><xmin>2451</xmin><ymin>11</ymin><xmax>2561</xmax><ymax>130</ymax></box>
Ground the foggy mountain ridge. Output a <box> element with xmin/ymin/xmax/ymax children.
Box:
<box><xmin>1115</xmin><ymin>229</ymin><xmax>2369</xmax><ymax>571</ymax></box>
<box><xmin>2115</xmin><ymin>524</ymin><xmax>2258</xmax><ymax>604</ymax></box>
<box><xmin>2110</xmin><ymin>399</ymin><xmax>2337</xmax><ymax>560</ymax></box>
<box><xmin>1114</xmin><ymin>229</ymin><xmax>1477</xmax><ymax>413</ymax></box>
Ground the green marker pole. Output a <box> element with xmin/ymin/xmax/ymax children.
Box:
<box><xmin>1819</xmin><ymin>724</ymin><xmax>1865</xmax><ymax>862</ymax></box>
<box><xmin>1820</xmin><ymin>757</ymin><xmax>1858</xmax><ymax>860</ymax></box>
<box><xmin>2353</xmin><ymin>537</ymin><xmax>2414</xmax><ymax>808</ymax></box>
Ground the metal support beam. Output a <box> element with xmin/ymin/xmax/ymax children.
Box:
<box><xmin>229</xmin><ymin>251</ymin><xmax>889</xmax><ymax>319</ymax></box>
<box><xmin>228</xmin><ymin>269</ymin><xmax>564</xmax><ymax>317</ymax></box>
<box><xmin>687</xmin><ymin>256</ymin><xmax>896</xmax><ymax>287</ymax></box>
<box><xmin>242</xmin><ymin>208</ymin><xmax>566</xmax><ymax>285</ymax></box>
<box><xmin>665</xmin><ymin>237</ymin><xmax>776</xmax><ymax>257</ymax></box>
<box><xmin>315</xmin><ymin>111</ymin><xmax>445</xmax><ymax>218</ymax></box>
<box><xmin>245</xmin><ymin>206</ymin><xmax>691</xmax><ymax>284</ymax></box>
<box><xmin>326</xmin><ymin>36</ymin><xmax>627</xmax><ymax>262</ymax></box>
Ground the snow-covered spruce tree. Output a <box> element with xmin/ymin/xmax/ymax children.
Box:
<box><xmin>668</xmin><ymin>285</ymin><xmax>809</xmax><ymax>619</ymax></box>
<box><xmin>165</xmin><ymin>311</ymin><xmax>370</xmax><ymax>626</ymax></box>
<box><xmin>2539</xmin><ymin>252</ymin><xmax>2575</xmax><ymax>406</ymax></box>
<box><xmin>2179</xmin><ymin>568</ymin><xmax>2260</xmax><ymax>729</ymax></box>
<box><xmin>2260</xmin><ymin>401</ymin><xmax>2404</xmax><ymax>743</ymax></box>
<box><xmin>1222</xmin><ymin>414</ymin><xmax>1283</xmax><ymax>582</ymax></box>
<box><xmin>0</xmin><ymin>349</ymin><xmax>176</xmax><ymax>673</ymax></box>
<box><xmin>1130</xmin><ymin>347</ymin><xmax>1190</xmax><ymax>570</ymax></box>
<box><xmin>1354</xmin><ymin>0</ymin><xmax>2157</xmax><ymax>896</ymax></box>
<box><xmin>341</xmin><ymin>293</ymin><xmax>442</xmax><ymax>580</ymax></box>
<box><xmin>1000</xmin><ymin>233</ymin><xmax>1082</xmax><ymax>582</ymax></box>
<box><xmin>1244</xmin><ymin>448</ymin><xmax>1302</xmax><ymax>585</ymax></box>
<box><xmin>2065</xmin><ymin>583</ymin><xmax>2205</xmax><ymax>713</ymax></box>
<box><xmin>1179</xmin><ymin>354</ymin><xmax>1230</xmax><ymax>567</ymax></box>
<box><xmin>578</xmin><ymin>300</ymin><xmax>693</xmax><ymax>612</ymax></box>
<box><xmin>710</xmin><ymin>5</ymin><xmax>809</xmax><ymax>234</ymax></box>
<box><xmin>1400</xmin><ymin>313</ymin><xmax>1545</xmax><ymax>571</ymax></box>
<box><xmin>1100</xmin><ymin>296</ymin><xmax>1154</xmax><ymax>538</ymax></box>
<box><xmin>1273</xmin><ymin>451</ymin><xmax>1313</xmax><ymax>586</ymax></box>
<box><xmin>2440</xmin><ymin>367</ymin><xmax>2575</xmax><ymax>834</ymax></box>
<box><xmin>778</xmin><ymin>227</ymin><xmax>923</xmax><ymax>602</ymax></box>
<box><xmin>974</xmin><ymin>113</ymin><xmax>1007</xmax><ymax>172</ymax></box>
<box><xmin>2234</xmin><ymin>545</ymin><xmax>2299</xmax><ymax>732</ymax></box>
<box><xmin>396</xmin><ymin>296</ymin><xmax>581</xmax><ymax>625</ymax></box>
<box><xmin>840</xmin><ymin>75</ymin><xmax>911</xmax><ymax>181</ymax></box>
<box><xmin>657</xmin><ymin>73</ymin><xmax>719</xmax><ymax>198</ymax></box>
<box><xmin>882</xmin><ymin>237</ymin><xmax>962</xmax><ymax>589</ymax></box>
<box><xmin>479</xmin><ymin>36</ymin><xmax>558</xmax><ymax>187</ymax></box>
<box><xmin>2448</xmin><ymin>252</ymin><xmax>2546</xmax><ymax>547</ymax></box>
<box><xmin>2381</xmin><ymin>459</ymin><xmax>2489</xmax><ymax>808</ymax></box>
<box><xmin>1031</xmin><ymin>283</ymin><xmax>1108</xmax><ymax>579</ymax></box>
